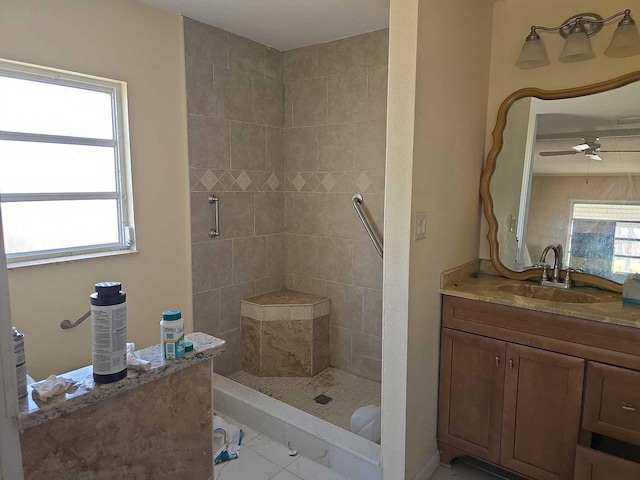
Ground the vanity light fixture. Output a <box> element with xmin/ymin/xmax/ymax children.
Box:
<box><xmin>516</xmin><ymin>9</ymin><xmax>640</xmax><ymax>69</ymax></box>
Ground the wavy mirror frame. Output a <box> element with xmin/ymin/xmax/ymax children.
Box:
<box><xmin>480</xmin><ymin>71</ymin><xmax>640</xmax><ymax>294</ymax></box>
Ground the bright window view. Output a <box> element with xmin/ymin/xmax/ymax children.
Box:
<box><xmin>0</xmin><ymin>62</ymin><xmax>132</xmax><ymax>263</ymax></box>
<box><xmin>568</xmin><ymin>202</ymin><xmax>640</xmax><ymax>281</ymax></box>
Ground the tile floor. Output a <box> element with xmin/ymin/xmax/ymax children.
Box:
<box><xmin>228</xmin><ymin>368</ymin><xmax>381</xmax><ymax>431</ymax></box>
<box><xmin>215</xmin><ymin>415</ymin><xmax>350</xmax><ymax>480</ymax></box>
<box><xmin>215</xmin><ymin>414</ymin><xmax>516</xmax><ymax>480</ymax></box>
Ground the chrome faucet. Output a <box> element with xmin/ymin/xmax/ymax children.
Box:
<box><xmin>538</xmin><ymin>244</ymin><xmax>571</xmax><ymax>289</ymax></box>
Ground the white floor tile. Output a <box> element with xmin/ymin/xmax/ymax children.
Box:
<box><xmin>246</xmin><ymin>434</ymin><xmax>299</xmax><ymax>469</ymax></box>
<box><xmin>271</xmin><ymin>470</ymin><xmax>303</xmax><ymax>480</ymax></box>
<box><xmin>286</xmin><ymin>457</ymin><xmax>349</xmax><ymax>480</ymax></box>
<box><xmin>214</xmin><ymin>448</ymin><xmax>282</xmax><ymax>480</ymax></box>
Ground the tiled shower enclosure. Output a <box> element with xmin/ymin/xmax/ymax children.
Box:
<box><xmin>184</xmin><ymin>17</ymin><xmax>387</xmax><ymax>384</ymax></box>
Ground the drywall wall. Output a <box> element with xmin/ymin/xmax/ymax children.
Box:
<box><xmin>383</xmin><ymin>0</ymin><xmax>493</xmax><ymax>478</ymax></box>
<box><xmin>0</xmin><ymin>0</ymin><xmax>191</xmax><ymax>379</ymax></box>
<box><xmin>480</xmin><ymin>0</ymin><xmax>640</xmax><ymax>260</ymax></box>
<box><xmin>381</xmin><ymin>0</ymin><xmax>418</xmax><ymax>477</ymax></box>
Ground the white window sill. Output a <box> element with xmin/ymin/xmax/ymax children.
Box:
<box><xmin>6</xmin><ymin>249</ymin><xmax>139</xmax><ymax>270</ymax></box>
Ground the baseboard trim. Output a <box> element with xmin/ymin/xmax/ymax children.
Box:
<box><xmin>411</xmin><ymin>449</ymin><xmax>441</xmax><ymax>480</ymax></box>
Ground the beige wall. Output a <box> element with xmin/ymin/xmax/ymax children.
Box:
<box><xmin>184</xmin><ymin>18</ymin><xmax>286</xmax><ymax>374</ymax></box>
<box><xmin>283</xmin><ymin>30</ymin><xmax>388</xmax><ymax>382</ymax></box>
<box><xmin>0</xmin><ymin>0</ymin><xmax>190</xmax><ymax>379</ymax></box>
<box><xmin>480</xmin><ymin>0</ymin><xmax>640</xmax><ymax>260</ymax></box>
<box><xmin>383</xmin><ymin>0</ymin><xmax>494</xmax><ymax>478</ymax></box>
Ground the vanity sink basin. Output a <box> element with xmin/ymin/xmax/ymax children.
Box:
<box><xmin>496</xmin><ymin>284</ymin><xmax>601</xmax><ymax>304</ymax></box>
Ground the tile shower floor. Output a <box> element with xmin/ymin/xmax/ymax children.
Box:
<box><xmin>227</xmin><ymin>367</ymin><xmax>381</xmax><ymax>431</ymax></box>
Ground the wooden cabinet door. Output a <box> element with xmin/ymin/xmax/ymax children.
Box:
<box><xmin>438</xmin><ymin>328</ymin><xmax>506</xmax><ymax>464</ymax></box>
<box><xmin>501</xmin><ymin>343</ymin><xmax>584</xmax><ymax>480</ymax></box>
<box><xmin>574</xmin><ymin>446</ymin><xmax>640</xmax><ymax>480</ymax></box>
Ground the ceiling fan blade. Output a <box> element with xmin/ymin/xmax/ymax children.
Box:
<box><xmin>587</xmin><ymin>154</ymin><xmax>603</xmax><ymax>161</ymax></box>
<box><xmin>539</xmin><ymin>150</ymin><xmax>579</xmax><ymax>157</ymax></box>
<box><xmin>573</xmin><ymin>144</ymin><xmax>590</xmax><ymax>152</ymax></box>
<box><xmin>599</xmin><ymin>150</ymin><xmax>640</xmax><ymax>153</ymax></box>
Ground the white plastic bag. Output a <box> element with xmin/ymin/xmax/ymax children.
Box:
<box><xmin>351</xmin><ymin>405</ymin><xmax>381</xmax><ymax>442</ymax></box>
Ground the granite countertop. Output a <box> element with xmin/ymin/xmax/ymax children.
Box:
<box><xmin>18</xmin><ymin>332</ymin><xmax>225</xmax><ymax>431</ymax></box>
<box><xmin>441</xmin><ymin>274</ymin><xmax>640</xmax><ymax>329</ymax></box>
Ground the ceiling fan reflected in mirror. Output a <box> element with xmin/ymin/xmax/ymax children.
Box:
<box><xmin>539</xmin><ymin>136</ymin><xmax>640</xmax><ymax>161</ymax></box>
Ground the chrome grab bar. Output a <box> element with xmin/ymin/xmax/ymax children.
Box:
<box><xmin>60</xmin><ymin>310</ymin><xmax>91</xmax><ymax>330</ymax></box>
<box><xmin>352</xmin><ymin>193</ymin><xmax>383</xmax><ymax>258</ymax></box>
<box><xmin>208</xmin><ymin>194</ymin><xmax>220</xmax><ymax>238</ymax></box>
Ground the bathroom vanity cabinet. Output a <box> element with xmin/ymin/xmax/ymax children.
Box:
<box><xmin>438</xmin><ymin>294</ymin><xmax>640</xmax><ymax>480</ymax></box>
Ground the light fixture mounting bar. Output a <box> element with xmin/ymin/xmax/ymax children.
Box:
<box><xmin>527</xmin><ymin>10</ymin><xmax>632</xmax><ymax>38</ymax></box>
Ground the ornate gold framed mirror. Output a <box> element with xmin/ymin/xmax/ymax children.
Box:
<box><xmin>481</xmin><ymin>71</ymin><xmax>640</xmax><ymax>293</ymax></box>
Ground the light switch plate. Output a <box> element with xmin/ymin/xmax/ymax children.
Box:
<box><xmin>414</xmin><ymin>212</ymin><xmax>427</xmax><ymax>241</ymax></box>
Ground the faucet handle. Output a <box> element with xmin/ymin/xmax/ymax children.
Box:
<box><xmin>564</xmin><ymin>267</ymin><xmax>584</xmax><ymax>286</ymax></box>
<box><xmin>533</xmin><ymin>263</ymin><xmax>549</xmax><ymax>281</ymax></box>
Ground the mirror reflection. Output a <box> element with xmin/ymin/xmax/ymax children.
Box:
<box><xmin>492</xmin><ymin>80</ymin><xmax>640</xmax><ymax>283</ymax></box>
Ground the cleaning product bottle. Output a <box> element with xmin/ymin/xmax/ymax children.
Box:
<box><xmin>13</xmin><ymin>326</ymin><xmax>27</xmax><ymax>399</ymax></box>
<box><xmin>161</xmin><ymin>310</ymin><xmax>185</xmax><ymax>359</ymax></box>
<box><xmin>90</xmin><ymin>282</ymin><xmax>127</xmax><ymax>384</ymax></box>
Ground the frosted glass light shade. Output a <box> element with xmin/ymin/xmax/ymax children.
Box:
<box><xmin>515</xmin><ymin>37</ymin><xmax>550</xmax><ymax>69</ymax></box>
<box><xmin>559</xmin><ymin>30</ymin><xmax>595</xmax><ymax>63</ymax></box>
<box><xmin>605</xmin><ymin>23</ymin><xmax>640</xmax><ymax>58</ymax></box>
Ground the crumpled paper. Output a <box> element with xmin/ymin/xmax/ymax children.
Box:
<box><xmin>31</xmin><ymin>375</ymin><xmax>74</xmax><ymax>401</ymax></box>
<box><xmin>126</xmin><ymin>343</ymin><xmax>151</xmax><ymax>371</ymax></box>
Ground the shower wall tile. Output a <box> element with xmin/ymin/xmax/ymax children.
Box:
<box><xmin>283</xmin><ymin>29</ymin><xmax>388</xmax><ymax>382</ymax></box>
<box><xmin>367</xmin><ymin>65</ymin><xmax>389</xmax><ymax>121</ymax></box>
<box><xmin>266</xmin><ymin>234</ymin><xmax>285</xmax><ymax>276</ymax></box>
<box><xmin>219</xmin><ymin>281</ymin><xmax>256</xmax><ymax>333</ymax></box>
<box><xmin>318</xmin><ymin>124</ymin><xmax>356</xmax><ymax>172</ymax></box>
<box><xmin>255</xmin><ymin>274</ymin><xmax>285</xmax><ymax>295</ymax></box>
<box><xmin>326</xmin><ymin>282</ymin><xmax>362</xmax><ymax>332</ymax></box>
<box><xmin>293</xmin><ymin>193</ymin><xmax>326</xmax><ymax>236</ymax></box>
<box><xmin>233</xmin><ymin>236</ymin><xmax>267</xmax><ymax>283</ymax></box>
<box><xmin>357</xmin><ymin>29</ymin><xmax>389</xmax><ymax>69</ymax></box>
<box><xmin>265</xmin><ymin>127</ymin><xmax>284</xmax><ymax>172</ymax></box>
<box><xmin>230</xmin><ymin>122</ymin><xmax>265</xmax><ymax>170</ymax></box>
<box><xmin>284</xmin><ymin>45</ymin><xmax>318</xmax><ymax>83</ymax></box>
<box><xmin>192</xmin><ymin>240</ymin><xmax>233</xmax><ymax>293</ymax></box>
<box><xmin>187</xmin><ymin>115</ymin><xmax>230</xmax><ymax>169</ymax></box>
<box><xmin>318</xmin><ymin>37</ymin><xmax>358</xmax><ymax>77</ymax></box>
<box><xmin>185</xmin><ymin>58</ymin><xmax>214</xmax><ymax>117</ymax></box>
<box><xmin>354</xmin><ymin>241</ymin><xmax>383</xmax><ymax>290</ymax></box>
<box><xmin>285</xmin><ymin>127</ymin><xmax>318</xmax><ymax>172</ymax></box>
<box><xmin>185</xmin><ymin>18</ymin><xmax>285</xmax><ymax>376</ymax></box>
<box><xmin>265</xmin><ymin>47</ymin><xmax>283</xmax><ymax>82</ymax></box>
<box><xmin>318</xmin><ymin>237</ymin><xmax>354</xmax><ymax>284</ymax></box>
<box><xmin>285</xmin><ymin>234</ymin><xmax>318</xmax><ymax>278</ymax></box>
<box><xmin>229</xmin><ymin>34</ymin><xmax>265</xmax><ymax>76</ymax></box>
<box><xmin>214</xmin><ymin>328</ymin><xmax>242</xmax><ymax>375</ymax></box>
<box><xmin>193</xmin><ymin>288</ymin><xmax>220</xmax><ymax>335</ymax></box>
<box><xmin>292</xmin><ymin>77</ymin><xmax>328</xmax><ymax>127</ymax></box>
<box><xmin>363</xmin><ymin>288</ymin><xmax>383</xmax><ymax>337</ymax></box>
<box><xmin>214</xmin><ymin>66</ymin><xmax>253</xmax><ymax>122</ymax></box>
<box><xmin>253</xmin><ymin>77</ymin><xmax>284</xmax><ymax>127</ymax></box>
<box><xmin>329</xmin><ymin>325</ymin><xmax>351</xmax><ymax>371</ymax></box>
<box><xmin>217</xmin><ymin>191</ymin><xmax>254</xmax><ymax>239</ymax></box>
<box><xmin>255</xmin><ymin>192</ymin><xmax>285</xmax><ymax>235</ymax></box>
<box><xmin>184</xmin><ymin>17</ymin><xmax>228</xmax><ymax>66</ymax></box>
<box><xmin>327</xmin><ymin>70</ymin><xmax>367</xmax><ymax>124</ymax></box>
<box><xmin>355</xmin><ymin>120</ymin><xmax>386</xmax><ymax>172</ymax></box>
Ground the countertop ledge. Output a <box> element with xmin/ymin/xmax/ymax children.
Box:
<box><xmin>18</xmin><ymin>332</ymin><xmax>225</xmax><ymax>431</ymax></box>
<box><xmin>441</xmin><ymin>274</ymin><xmax>640</xmax><ymax>330</ymax></box>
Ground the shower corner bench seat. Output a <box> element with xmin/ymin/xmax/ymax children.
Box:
<box><xmin>241</xmin><ymin>288</ymin><xmax>330</xmax><ymax>377</ymax></box>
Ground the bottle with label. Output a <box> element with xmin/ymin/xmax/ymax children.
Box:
<box><xmin>161</xmin><ymin>310</ymin><xmax>185</xmax><ymax>360</ymax></box>
<box><xmin>13</xmin><ymin>326</ymin><xmax>27</xmax><ymax>399</ymax></box>
<box><xmin>90</xmin><ymin>282</ymin><xmax>127</xmax><ymax>384</ymax></box>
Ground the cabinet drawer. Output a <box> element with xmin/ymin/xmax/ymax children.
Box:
<box><xmin>583</xmin><ymin>362</ymin><xmax>640</xmax><ymax>445</ymax></box>
<box><xmin>574</xmin><ymin>446</ymin><xmax>640</xmax><ymax>480</ymax></box>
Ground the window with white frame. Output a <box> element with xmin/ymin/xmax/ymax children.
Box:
<box><xmin>568</xmin><ymin>202</ymin><xmax>640</xmax><ymax>280</ymax></box>
<box><xmin>0</xmin><ymin>61</ymin><xmax>134</xmax><ymax>264</ymax></box>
